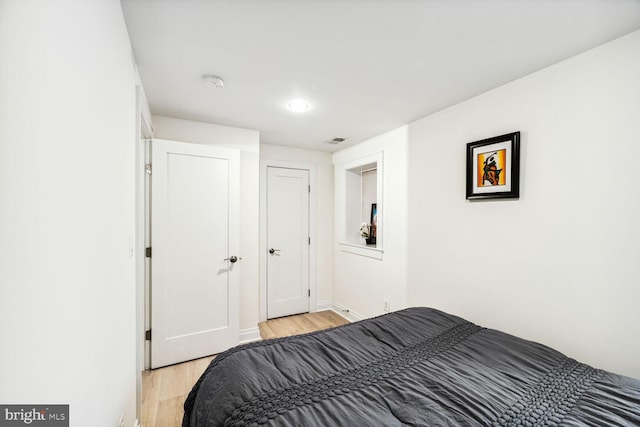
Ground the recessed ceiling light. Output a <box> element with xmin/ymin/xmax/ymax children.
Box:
<box><xmin>203</xmin><ymin>75</ymin><xmax>224</xmax><ymax>88</ymax></box>
<box><xmin>287</xmin><ymin>99</ymin><xmax>311</xmax><ymax>113</ymax></box>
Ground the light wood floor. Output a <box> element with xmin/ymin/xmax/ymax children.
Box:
<box><xmin>142</xmin><ymin>310</ymin><xmax>349</xmax><ymax>427</ymax></box>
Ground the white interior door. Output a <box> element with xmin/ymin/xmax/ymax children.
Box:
<box><xmin>267</xmin><ymin>167</ymin><xmax>310</xmax><ymax>319</ymax></box>
<box><xmin>150</xmin><ymin>139</ymin><xmax>239</xmax><ymax>369</ymax></box>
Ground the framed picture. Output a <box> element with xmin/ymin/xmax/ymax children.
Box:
<box><xmin>366</xmin><ymin>203</ymin><xmax>377</xmax><ymax>245</ymax></box>
<box><xmin>466</xmin><ymin>131</ymin><xmax>520</xmax><ymax>200</ymax></box>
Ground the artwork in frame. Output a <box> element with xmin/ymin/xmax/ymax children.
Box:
<box><xmin>466</xmin><ymin>131</ymin><xmax>520</xmax><ymax>200</ymax></box>
<box><xmin>366</xmin><ymin>203</ymin><xmax>377</xmax><ymax>245</ymax></box>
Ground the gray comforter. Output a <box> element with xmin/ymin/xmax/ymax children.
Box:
<box><xmin>183</xmin><ymin>307</ymin><xmax>640</xmax><ymax>426</ymax></box>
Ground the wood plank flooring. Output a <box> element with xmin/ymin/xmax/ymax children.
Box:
<box><xmin>142</xmin><ymin>355</ymin><xmax>214</xmax><ymax>427</ymax></box>
<box><xmin>258</xmin><ymin>310</ymin><xmax>349</xmax><ymax>340</ymax></box>
<box><xmin>142</xmin><ymin>310</ymin><xmax>349</xmax><ymax>427</ymax></box>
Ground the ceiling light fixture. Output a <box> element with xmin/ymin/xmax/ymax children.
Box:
<box><xmin>203</xmin><ymin>75</ymin><xmax>224</xmax><ymax>88</ymax></box>
<box><xmin>287</xmin><ymin>99</ymin><xmax>311</xmax><ymax>113</ymax></box>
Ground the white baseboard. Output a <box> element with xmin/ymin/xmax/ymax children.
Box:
<box><xmin>330</xmin><ymin>302</ymin><xmax>365</xmax><ymax>322</ymax></box>
<box><xmin>239</xmin><ymin>327</ymin><xmax>261</xmax><ymax>344</ymax></box>
<box><xmin>315</xmin><ymin>300</ymin><xmax>332</xmax><ymax>312</ymax></box>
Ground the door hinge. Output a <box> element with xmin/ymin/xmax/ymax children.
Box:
<box><xmin>145</xmin><ymin>163</ymin><xmax>152</xmax><ymax>175</ymax></box>
<box><xmin>308</xmin><ymin>237</ymin><xmax>311</xmax><ymax>245</ymax></box>
<box><xmin>145</xmin><ymin>247</ymin><xmax>152</xmax><ymax>258</ymax></box>
<box><xmin>145</xmin><ymin>329</ymin><xmax>151</xmax><ymax>341</ymax></box>
<box><xmin>308</xmin><ymin>185</ymin><xmax>310</xmax><ymax>193</ymax></box>
<box><xmin>308</xmin><ymin>289</ymin><xmax>311</xmax><ymax>297</ymax></box>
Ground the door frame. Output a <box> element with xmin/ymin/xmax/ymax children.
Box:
<box><xmin>259</xmin><ymin>159</ymin><xmax>317</xmax><ymax>322</ymax></box>
<box><xmin>134</xmin><ymin>85</ymin><xmax>153</xmax><ymax>416</ymax></box>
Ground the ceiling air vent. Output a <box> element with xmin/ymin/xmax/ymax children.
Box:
<box><xmin>324</xmin><ymin>137</ymin><xmax>347</xmax><ymax>145</ymax></box>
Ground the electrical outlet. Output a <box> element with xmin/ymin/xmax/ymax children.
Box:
<box><xmin>383</xmin><ymin>299</ymin><xmax>390</xmax><ymax>313</ymax></box>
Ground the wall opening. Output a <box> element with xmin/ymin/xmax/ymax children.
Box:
<box><xmin>338</xmin><ymin>152</ymin><xmax>383</xmax><ymax>259</ymax></box>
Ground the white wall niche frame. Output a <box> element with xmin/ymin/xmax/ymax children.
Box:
<box><xmin>337</xmin><ymin>151</ymin><xmax>383</xmax><ymax>259</ymax></box>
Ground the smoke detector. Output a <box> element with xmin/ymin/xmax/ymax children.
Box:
<box><xmin>324</xmin><ymin>137</ymin><xmax>347</xmax><ymax>145</ymax></box>
<box><xmin>203</xmin><ymin>75</ymin><xmax>224</xmax><ymax>88</ymax></box>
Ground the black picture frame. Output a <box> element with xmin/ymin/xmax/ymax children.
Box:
<box><xmin>466</xmin><ymin>131</ymin><xmax>520</xmax><ymax>200</ymax></box>
<box><xmin>366</xmin><ymin>203</ymin><xmax>377</xmax><ymax>245</ymax></box>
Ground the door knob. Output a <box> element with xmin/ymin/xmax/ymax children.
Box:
<box><xmin>269</xmin><ymin>248</ymin><xmax>281</xmax><ymax>254</ymax></box>
<box><xmin>224</xmin><ymin>255</ymin><xmax>241</xmax><ymax>263</ymax></box>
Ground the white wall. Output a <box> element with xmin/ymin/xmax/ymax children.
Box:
<box><xmin>152</xmin><ymin>116</ymin><xmax>260</xmax><ymax>334</ymax></box>
<box><xmin>407</xmin><ymin>30</ymin><xmax>640</xmax><ymax>379</ymax></box>
<box><xmin>332</xmin><ymin>127</ymin><xmax>409</xmax><ymax>319</ymax></box>
<box><xmin>0</xmin><ymin>1</ymin><xmax>138</xmax><ymax>425</ymax></box>
<box><xmin>260</xmin><ymin>144</ymin><xmax>335</xmax><ymax>309</ymax></box>
<box><xmin>361</xmin><ymin>170</ymin><xmax>377</xmax><ymax>227</ymax></box>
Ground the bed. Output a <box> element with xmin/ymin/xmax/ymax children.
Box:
<box><xmin>183</xmin><ymin>307</ymin><xmax>640</xmax><ymax>426</ymax></box>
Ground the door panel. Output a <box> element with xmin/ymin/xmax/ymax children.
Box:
<box><xmin>151</xmin><ymin>139</ymin><xmax>239</xmax><ymax>368</ymax></box>
<box><xmin>267</xmin><ymin>167</ymin><xmax>309</xmax><ymax>319</ymax></box>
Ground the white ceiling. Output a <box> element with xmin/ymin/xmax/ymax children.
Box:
<box><xmin>121</xmin><ymin>0</ymin><xmax>640</xmax><ymax>152</ymax></box>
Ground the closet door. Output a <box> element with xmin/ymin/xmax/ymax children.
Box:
<box><xmin>266</xmin><ymin>167</ymin><xmax>310</xmax><ymax>319</ymax></box>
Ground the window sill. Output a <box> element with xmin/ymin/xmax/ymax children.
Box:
<box><xmin>339</xmin><ymin>242</ymin><xmax>384</xmax><ymax>260</ymax></box>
